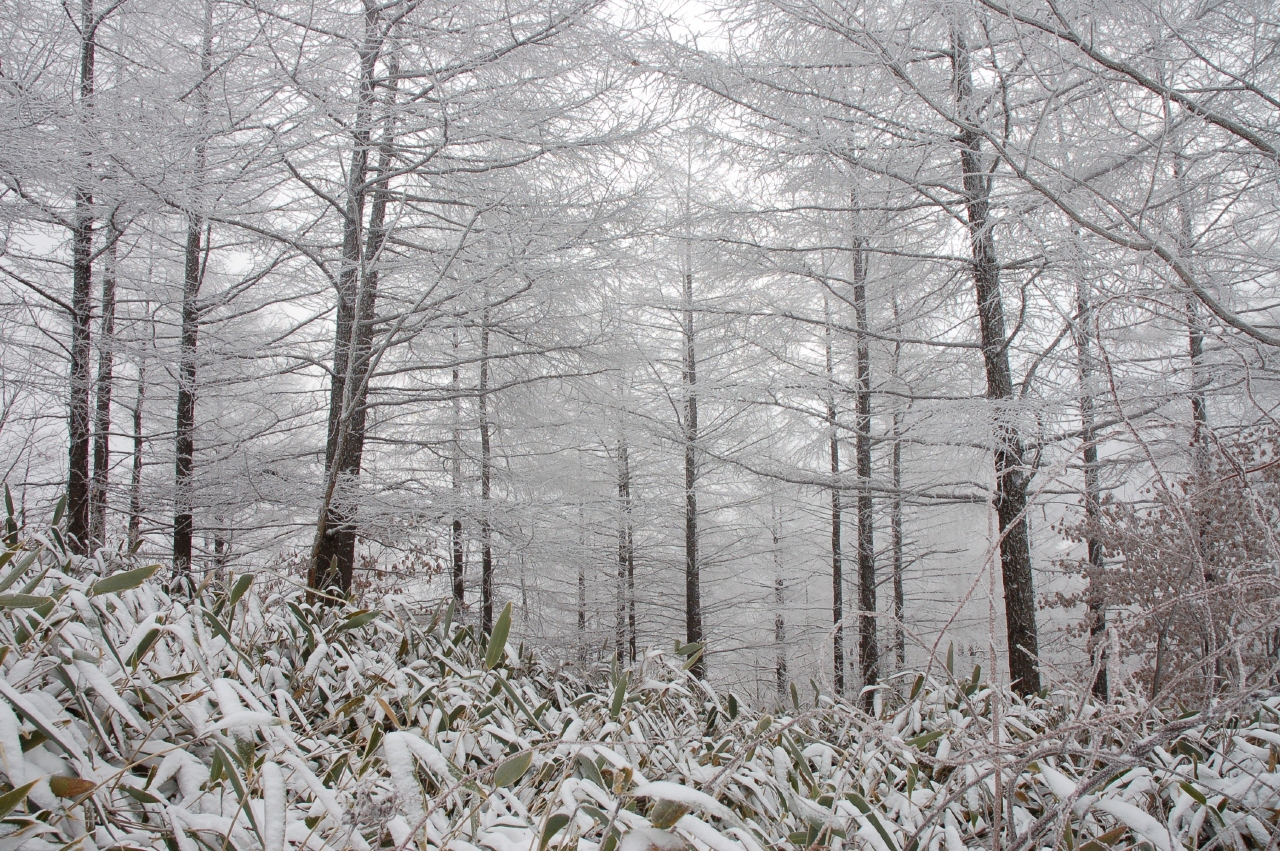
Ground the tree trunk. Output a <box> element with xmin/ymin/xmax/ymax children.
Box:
<box><xmin>825</xmin><ymin>294</ymin><xmax>844</xmax><ymax>695</ymax></box>
<box><xmin>172</xmin><ymin>218</ymin><xmax>204</xmax><ymax>583</ymax></box>
<box><xmin>451</xmin><ymin>326</ymin><xmax>465</xmax><ymax>607</ymax></box>
<box><xmin>66</xmin><ymin>0</ymin><xmax>97</xmax><ymax>554</ymax></box>
<box><xmin>682</xmin><ymin>264</ymin><xmax>704</xmax><ymax>677</ymax></box>
<box><xmin>1173</xmin><ymin>142</ymin><xmax>1221</xmax><ymax>695</ymax></box>
<box><xmin>890</xmin><ymin>291</ymin><xmax>905</xmax><ymax>674</ymax></box>
<box><xmin>1073</xmin><ymin>247</ymin><xmax>1108</xmax><ymax>701</ymax></box>
<box><xmin>127</xmin><ymin>354</ymin><xmax>146</xmax><ymax>551</ymax></box>
<box><xmin>311</xmin><ymin>2</ymin><xmax>382</xmax><ymax>597</ymax></box>
<box><xmin>172</xmin><ymin>0</ymin><xmax>213</xmax><ymax>586</ymax></box>
<box><xmin>852</xmin><ymin>206</ymin><xmax>877</xmax><ymax>696</ymax></box>
<box><xmin>952</xmin><ymin>29</ymin><xmax>1040</xmax><ymax>694</ymax></box>
<box><xmin>616</xmin><ymin>435</ymin><xmax>632</xmax><ymax>663</ymax></box>
<box><xmin>479</xmin><ymin>306</ymin><xmax>494</xmax><ymax>635</ymax></box>
<box><xmin>772</xmin><ymin>503</ymin><xmax>787</xmax><ymax>701</ymax></box>
<box><xmin>577</xmin><ymin>503</ymin><xmax>587</xmax><ymax>664</ymax></box>
<box><xmin>89</xmin><ymin>224</ymin><xmax>117</xmax><ymax>549</ymax></box>
<box><xmin>312</xmin><ymin>12</ymin><xmax>398</xmax><ymax>598</ymax></box>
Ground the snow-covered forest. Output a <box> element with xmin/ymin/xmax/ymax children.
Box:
<box><xmin>1</xmin><ymin>0</ymin><xmax>1279</xmax><ymax>847</ymax></box>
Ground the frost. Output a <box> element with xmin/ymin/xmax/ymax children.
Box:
<box><xmin>0</xmin><ymin>523</ymin><xmax>1273</xmax><ymax>851</ymax></box>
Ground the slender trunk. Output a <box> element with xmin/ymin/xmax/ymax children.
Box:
<box><xmin>172</xmin><ymin>218</ymin><xmax>204</xmax><ymax>582</ymax></box>
<box><xmin>952</xmin><ymin>30</ymin><xmax>1040</xmax><ymax>694</ymax></box>
<box><xmin>852</xmin><ymin>204</ymin><xmax>877</xmax><ymax>696</ymax></box>
<box><xmin>627</xmin><ymin>516</ymin><xmax>636</xmax><ymax>662</ymax></box>
<box><xmin>1074</xmin><ymin>251</ymin><xmax>1108</xmax><ymax>701</ymax></box>
<box><xmin>616</xmin><ymin>436</ymin><xmax>631</xmax><ymax>663</ymax></box>
<box><xmin>825</xmin><ymin>294</ymin><xmax>844</xmax><ymax>695</ymax></box>
<box><xmin>127</xmin><ymin>356</ymin><xmax>146</xmax><ymax>551</ymax></box>
<box><xmin>891</xmin><ymin>413</ymin><xmax>904</xmax><ymax>672</ymax></box>
<box><xmin>67</xmin><ymin>0</ymin><xmax>97</xmax><ymax>553</ymax></box>
<box><xmin>890</xmin><ymin>291</ymin><xmax>905</xmax><ymax>673</ymax></box>
<box><xmin>577</xmin><ymin>502</ymin><xmax>586</xmax><ymax>664</ymax></box>
<box><xmin>1173</xmin><ymin>143</ymin><xmax>1221</xmax><ymax>695</ymax></box>
<box><xmin>89</xmin><ymin>224</ymin><xmax>117</xmax><ymax>549</ymax></box>
<box><xmin>479</xmin><ymin>306</ymin><xmax>493</xmax><ymax>635</ymax></box>
<box><xmin>451</xmin><ymin>326</ymin><xmax>465</xmax><ymax>607</ymax></box>
<box><xmin>682</xmin><ymin>264</ymin><xmax>704</xmax><ymax>677</ymax></box>
<box><xmin>311</xmin><ymin>2</ymin><xmax>382</xmax><ymax>596</ymax></box>
<box><xmin>772</xmin><ymin>503</ymin><xmax>787</xmax><ymax>701</ymax></box>
<box><xmin>315</xmin><ymin>82</ymin><xmax>394</xmax><ymax>592</ymax></box>
<box><xmin>172</xmin><ymin>0</ymin><xmax>213</xmax><ymax>585</ymax></box>
<box><xmin>1173</xmin><ymin>153</ymin><xmax>1207</xmax><ymax>446</ymax></box>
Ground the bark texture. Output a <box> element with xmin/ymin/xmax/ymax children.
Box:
<box><xmin>953</xmin><ymin>30</ymin><xmax>1040</xmax><ymax>694</ymax></box>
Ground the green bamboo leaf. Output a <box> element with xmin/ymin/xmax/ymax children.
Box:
<box><xmin>609</xmin><ymin>672</ymin><xmax>629</xmax><ymax>721</ymax></box>
<box><xmin>493</xmin><ymin>751</ymin><xmax>532</xmax><ymax>788</ymax></box>
<box><xmin>0</xmin><ymin>779</ymin><xmax>38</xmax><ymax>819</ymax></box>
<box><xmin>335</xmin><ymin>610</ymin><xmax>380</xmax><ymax>634</ymax></box>
<box><xmin>946</xmin><ymin>642</ymin><xmax>954</xmax><ymax>675</ymax></box>
<box><xmin>227</xmin><ymin>573</ymin><xmax>254</xmax><ymax>609</ymax></box>
<box><xmin>577</xmin><ymin>753</ymin><xmax>605</xmax><ymax>789</ymax></box>
<box><xmin>89</xmin><ymin>563</ymin><xmax>160</xmax><ymax>597</ymax></box>
<box><xmin>1180</xmin><ymin>781</ymin><xmax>1208</xmax><ymax>806</ymax></box>
<box><xmin>846</xmin><ymin>792</ymin><xmax>899</xmax><ymax>851</ymax></box>
<box><xmin>0</xmin><ymin>551</ymin><xmax>37</xmax><ymax>595</ymax></box>
<box><xmin>0</xmin><ymin>679</ymin><xmax>81</xmax><ymax>760</ymax></box>
<box><xmin>51</xmin><ymin>495</ymin><xmax>66</xmax><ymax>527</ymax></box>
<box><xmin>681</xmin><ymin>646</ymin><xmax>704</xmax><ymax>671</ymax></box>
<box><xmin>0</xmin><ymin>594</ymin><xmax>51</xmax><ymax>609</ymax></box>
<box><xmin>539</xmin><ymin>813</ymin><xmax>571</xmax><ymax>851</ymax></box>
<box><xmin>119</xmin><ymin>784</ymin><xmax>162</xmax><ymax>804</ymax></box>
<box><xmin>484</xmin><ymin>602</ymin><xmax>512</xmax><ymax>670</ymax></box>
<box><xmin>906</xmin><ymin>729</ymin><xmax>946</xmax><ymax>749</ymax></box>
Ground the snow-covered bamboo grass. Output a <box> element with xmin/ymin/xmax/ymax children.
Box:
<box><xmin>0</xmin><ymin>509</ymin><xmax>1277</xmax><ymax>851</ymax></box>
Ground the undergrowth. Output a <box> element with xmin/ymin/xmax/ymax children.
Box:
<box><xmin>0</xmin><ymin>505</ymin><xmax>1277</xmax><ymax>851</ymax></box>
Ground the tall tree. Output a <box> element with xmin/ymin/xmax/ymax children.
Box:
<box><xmin>952</xmin><ymin>27</ymin><xmax>1040</xmax><ymax>694</ymax></box>
<box><xmin>171</xmin><ymin>0</ymin><xmax>214</xmax><ymax>583</ymax></box>
<box><xmin>88</xmin><ymin>221</ymin><xmax>119</xmax><ymax>548</ymax></box>
<box><xmin>66</xmin><ymin>0</ymin><xmax>101</xmax><ymax>553</ymax></box>
<box><xmin>682</xmin><ymin>244</ymin><xmax>704</xmax><ymax>677</ymax></box>
<box><xmin>824</xmin><ymin>293</ymin><xmax>845</xmax><ymax>693</ymax></box>
<box><xmin>850</xmin><ymin>197</ymin><xmax>877</xmax><ymax>694</ymax></box>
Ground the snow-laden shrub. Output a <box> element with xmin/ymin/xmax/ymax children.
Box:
<box><xmin>0</xmin><ymin>514</ymin><xmax>1278</xmax><ymax>851</ymax></box>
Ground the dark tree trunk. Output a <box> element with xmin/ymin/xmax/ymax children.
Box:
<box><xmin>890</xmin><ymin>293</ymin><xmax>906</xmax><ymax>674</ymax></box>
<box><xmin>627</xmin><ymin>519</ymin><xmax>636</xmax><ymax>662</ymax></box>
<box><xmin>616</xmin><ymin>436</ymin><xmax>632</xmax><ymax>663</ymax></box>
<box><xmin>682</xmin><ymin>267</ymin><xmax>704</xmax><ymax>677</ymax></box>
<box><xmin>1074</xmin><ymin>257</ymin><xmax>1108</xmax><ymax>701</ymax></box>
<box><xmin>577</xmin><ymin>505</ymin><xmax>586</xmax><ymax>664</ymax></box>
<box><xmin>891</xmin><ymin>413</ymin><xmax>905</xmax><ymax>672</ymax></box>
<box><xmin>952</xmin><ymin>30</ymin><xmax>1040</xmax><ymax>695</ymax></box>
<box><xmin>451</xmin><ymin>327</ymin><xmax>465</xmax><ymax>607</ymax></box>
<box><xmin>128</xmin><ymin>352</ymin><xmax>146</xmax><ymax>551</ymax></box>
<box><xmin>89</xmin><ymin>225</ymin><xmax>117</xmax><ymax>549</ymax></box>
<box><xmin>172</xmin><ymin>0</ymin><xmax>213</xmax><ymax>587</ymax></box>
<box><xmin>852</xmin><ymin>213</ymin><xmax>877</xmax><ymax>697</ymax></box>
<box><xmin>172</xmin><ymin>219</ymin><xmax>203</xmax><ymax>582</ymax></box>
<box><xmin>479</xmin><ymin>307</ymin><xmax>493</xmax><ymax>635</ymax></box>
<box><xmin>825</xmin><ymin>295</ymin><xmax>844</xmax><ymax>695</ymax></box>
<box><xmin>772</xmin><ymin>506</ymin><xmax>787</xmax><ymax>701</ymax></box>
<box><xmin>311</xmin><ymin>4</ymin><xmax>381</xmax><ymax>597</ymax></box>
<box><xmin>311</xmin><ymin>10</ymin><xmax>393</xmax><ymax>597</ymax></box>
<box><xmin>66</xmin><ymin>0</ymin><xmax>97</xmax><ymax>554</ymax></box>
